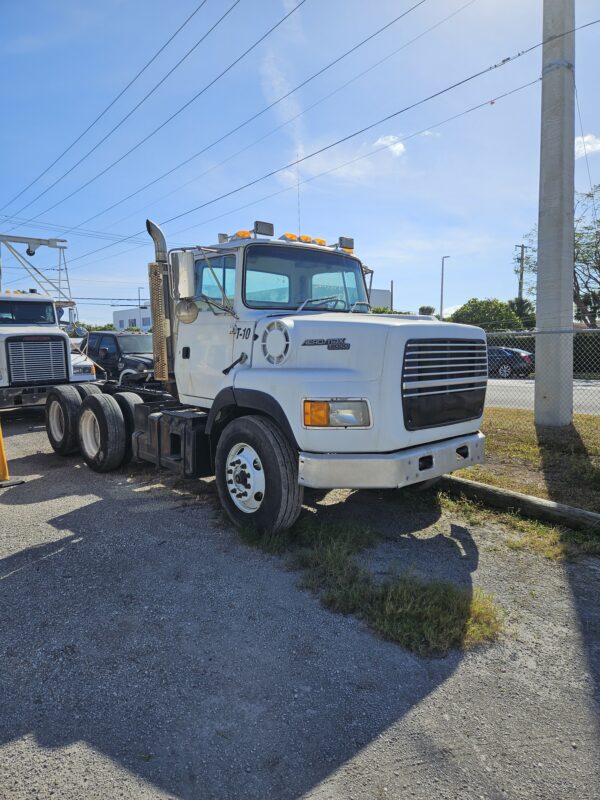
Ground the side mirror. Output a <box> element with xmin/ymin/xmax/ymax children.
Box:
<box><xmin>172</xmin><ymin>251</ymin><xmax>195</xmax><ymax>299</ymax></box>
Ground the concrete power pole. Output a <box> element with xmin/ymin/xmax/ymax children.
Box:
<box><xmin>535</xmin><ymin>0</ymin><xmax>575</xmax><ymax>427</ymax></box>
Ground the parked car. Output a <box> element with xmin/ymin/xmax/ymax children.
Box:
<box><xmin>488</xmin><ymin>346</ymin><xmax>535</xmax><ymax>378</ymax></box>
<box><xmin>83</xmin><ymin>331</ymin><xmax>154</xmax><ymax>385</ymax></box>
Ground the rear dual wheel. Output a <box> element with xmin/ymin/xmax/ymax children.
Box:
<box><xmin>45</xmin><ymin>385</ymin><xmax>139</xmax><ymax>472</ymax></box>
<box><xmin>78</xmin><ymin>392</ymin><xmax>141</xmax><ymax>472</ymax></box>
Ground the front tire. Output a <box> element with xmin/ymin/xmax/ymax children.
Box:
<box><xmin>215</xmin><ymin>415</ymin><xmax>304</xmax><ymax>534</ymax></box>
<box><xmin>78</xmin><ymin>394</ymin><xmax>127</xmax><ymax>472</ymax></box>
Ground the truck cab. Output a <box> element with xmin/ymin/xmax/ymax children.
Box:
<box><xmin>0</xmin><ymin>290</ymin><xmax>96</xmax><ymax>409</ymax></box>
<box><xmin>44</xmin><ymin>220</ymin><xmax>487</xmax><ymax>535</ymax></box>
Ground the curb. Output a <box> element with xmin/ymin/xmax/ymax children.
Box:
<box><xmin>439</xmin><ymin>475</ymin><xmax>600</xmax><ymax>533</ymax></box>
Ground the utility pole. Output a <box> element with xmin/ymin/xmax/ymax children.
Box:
<box><xmin>515</xmin><ymin>244</ymin><xmax>528</xmax><ymax>301</ymax></box>
<box><xmin>440</xmin><ymin>255</ymin><xmax>450</xmax><ymax>320</ymax></box>
<box><xmin>535</xmin><ymin>0</ymin><xmax>575</xmax><ymax>427</ymax></box>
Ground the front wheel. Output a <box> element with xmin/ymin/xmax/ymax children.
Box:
<box><xmin>498</xmin><ymin>364</ymin><xmax>512</xmax><ymax>379</ymax></box>
<box><xmin>215</xmin><ymin>415</ymin><xmax>304</xmax><ymax>534</ymax></box>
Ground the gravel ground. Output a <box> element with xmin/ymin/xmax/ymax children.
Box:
<box><xmin>1</xmin><ymin>408</ymin><xmax>599</xmax><ymax>800</ymax></box>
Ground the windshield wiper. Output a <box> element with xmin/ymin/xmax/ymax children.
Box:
<box><xmin>297</xmin><ymin>295</ymin><xmax>344</xmax><ymax>312</ymax></box>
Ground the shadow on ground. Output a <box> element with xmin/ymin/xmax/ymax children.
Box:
<box><xmin>537</xmin><ymin>422</ymin><xmax>600</xmax><ymax>717</ymax></box>
<box><xmin>0</xmin><ymin>421</ymin><xmax>481</xmax><ymax>799</ymax></box>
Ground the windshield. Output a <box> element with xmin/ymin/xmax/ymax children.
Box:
<box><xmin>243</xmin><ymin>244</ymin><xmax>369</xmax><ymax>311</ymax></box>
<box><xmin>117</xmin><ymin>334</ymin><xmax>153</xmax><ymax>353</ymax></box>
<box><xmin>0</xmin><ymin>300</ymin><xmax>55</xmax><ymax>325</ymax></box>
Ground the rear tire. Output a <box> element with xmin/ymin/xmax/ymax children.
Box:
<box><xmin>74</xmin><ymin>383</ymin><xmax>102</xmax><ymax>398</ymax></box>
<box><xmin>215</xmin><ymin>415</ymin><xmax>304</xmax><ymax>534</ymax></box>
<box><xmin>46</xmin><ymin>386</ymin><xmax>82</xmax><ymax>455</ymax></box>
<box><xmin>113</xmin><ymin>392</ymin><xmax>143</xmax><ymax>464</ymax></box>
<box><xmin>78</xmin><ymin>394</ymin><xmax>127</xmax><ymax>472</ymax></box>
<box><xmin>498</xmin><ymin>364</ymin><xmax>512</xmax><ymax>379</ymax></box>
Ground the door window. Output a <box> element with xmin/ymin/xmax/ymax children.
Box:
<box><xmin>86</xmin><ymin>333</ymin><xmax>100</xmax><ymax>354</ymax></box>
<box><xmin>195</xmin><ymin>255</ymin><xmax>236</xmax><ymax>309</ymax></box>
<box><xmin>98</xmin><ymin>335</ymin><xmax>118</xmax><ymax>357</ymax></box>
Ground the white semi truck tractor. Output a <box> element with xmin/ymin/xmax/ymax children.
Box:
<box><xmin>44</xmin><ymin>220</ymin><xmax>487</xmax><ymax>533</ymax></box>
<box><xmin>0</xmin><ymin>290</ymin><xmax>97</xmax><ymax>409</ymax></box>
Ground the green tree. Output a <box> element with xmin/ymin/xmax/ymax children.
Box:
<box><xmin>518</xmin><ymin>185</ymin><xmax>600</xmax><ymax>327</ymax></box>
<box><xmin>418</xmin><ymin>305</ymin><xmax>436</xmax><ymax>316</ymax></box>
<box><xmin>450</xmin><ymin>298</ymin><xmax>523</xmax><ymax>331</ymax></box>
<box><xmin>507</xmin><ymin>297</ymin><xmax>536</xmax><ymax>328</ymax></box>
<box><xmin>73</xmin><ymin>322</ymin><xmax>115</xmax><ymax>334</ymax></box>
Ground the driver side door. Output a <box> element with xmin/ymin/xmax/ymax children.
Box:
<box><xmin>175</xmin><ymin>254</ymin><xmax>236</xmax><ymax>405</ymax></box>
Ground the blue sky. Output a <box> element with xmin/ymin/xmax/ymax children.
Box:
<box><xmin>1</xmin><ymin>0</ymin><xmax>599</xmax><ymax>322</ymax></box>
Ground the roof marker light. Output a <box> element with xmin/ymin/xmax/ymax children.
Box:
<box><xmin>234</xmin><ymin>230</ymin><xmax>252</xmax><ymax>239</ymax></box>
<box><xmin>299</xmin><ymin>235</ymin><xmax>312</xmax><ymax>243</ymax></box>
<box><xmin>280</xmin><ymin>233</ymin><xmax>298</xmax><ymax>241</ymax></box>
<box><xmin>312</xmin><ymin>238</ymin><xmax>326</xmax><ymax>246</ymax></box>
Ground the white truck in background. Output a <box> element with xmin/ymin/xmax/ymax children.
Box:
<box><xmin>44</xmin><ymin>220</ymin><xmax>487</xmax><ymax>533</ymax></box>
<box><xmin>0</xmin><ymin>290</ymin><xmax>97</xmax><ymax>409</ymax></box>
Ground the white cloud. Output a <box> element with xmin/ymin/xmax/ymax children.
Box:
<box><xmin>421</xmin><ymin>130</ymin><xmax>441</xmax><ymax>138</ymax></box>
<box><xmin>374</xmin><ymin>135</ymin><xmax>406</xmax><ymax>158</ymax></box>
<box><xmin>575</xmin><ymin>134</ymin><xmax>600</xmax><ymax>160</ymax></box>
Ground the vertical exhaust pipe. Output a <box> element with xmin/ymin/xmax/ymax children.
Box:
<box><xmin>146</xmin><ymin>219</ymin><xmax>177</xmax><ymax>396</ymax></box>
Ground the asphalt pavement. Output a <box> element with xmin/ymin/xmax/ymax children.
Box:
<box><xmin>1</xmin><ymin>409</ymin><xmax>599</xmax><ymax>800</ymax></box>
<box><xmin>487</xmin><ymin>378</ymin><xmax>600</xmax><ymax>414</ymax></box>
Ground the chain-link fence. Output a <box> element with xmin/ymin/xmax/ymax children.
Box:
<box><xmin>484</xmin><ymin>328</ymin><xmax>600</xmax><ymax>417</ymax></box>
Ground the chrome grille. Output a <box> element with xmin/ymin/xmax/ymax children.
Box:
<box><xmin>402</xmin><ymin>338</ymin><xmax>487</xmax><ymax>430</ymax></box>
<box><xmin>403</xmin><ymin>339</ymin><xmax>488</xmax><ymax>395</ymax></box>
<box><xmin>7</xmin><ymin>338</ymin><xmax>67</xmax><ymax>385</ymax></box>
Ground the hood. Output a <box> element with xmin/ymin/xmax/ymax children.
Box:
<box><xmin>0</xmin><ymin>326</ymin><xmax>68</xmax><ymax>339</ymax></box>
<box><xmin>71</xmin><ymin>352</ymin><xmax>95</xmax><ymax>367</ymax></box>
<box><xmin>253</xmin><ymin>312</ymin><xmax>485</xmax><ymax>380</ymax></box>
<box><xmin>122</xmin><ymin>354</ymin><xmax>154</xmax><ymax>368</ymax></box>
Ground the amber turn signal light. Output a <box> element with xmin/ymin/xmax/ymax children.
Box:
<box><xmin>303</xmin><ymin>400</ymin><xmax>330</xmax><ymax>427</ymax></box>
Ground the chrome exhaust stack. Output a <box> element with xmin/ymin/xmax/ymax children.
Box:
<box><xmin>146</xmin><ymin>219</ymin><xmax>177</xmax><ymax>395</ymax></box>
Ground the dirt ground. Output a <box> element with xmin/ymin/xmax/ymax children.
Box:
<box><xmin>1</xmin><ymin>408</ymin><xmax>599</xmax><ymax>800</ymax></box>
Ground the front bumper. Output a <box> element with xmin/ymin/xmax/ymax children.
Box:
<box><xmin>298</xmin><ymin>431</ymin><xmax>485</xmax><ymax>489</ymax></box>
<box><xmin>0</xmin><ymin>379</ymin><xmax>93</xmax><ymax>409</ymax></box>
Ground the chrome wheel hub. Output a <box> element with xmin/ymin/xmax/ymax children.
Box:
<box><xmin>225</xmin><ymin>442</ymin><xmax>265</xmax><ymax>513</ymax></box>
<box><xmin>80</xmin><ymin>408</ymin><xmax>101</xmax><ymax>458</ymax></box>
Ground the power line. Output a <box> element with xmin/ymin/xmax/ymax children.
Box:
<box><xmin>0</xmin><ymin>0</ymin><xmax>211</xmax><ymax>213</ymax></box>
<box><xmin>62</xmin><ymin>0</ymin><xmax>431</xmax><ymax>234</ymax></box>
<box><xmin>575</xmin><ymin>83</ymin><xmax>599</xmax><ymax>234</ymax></box>
<box><xmin>64</xmin><ymin>77</ymin><xmax>539</xmax><ymax>274</ymax></box>
<box><xmin>5</xmin><ymin>0</ymin><xmax>241</xmax><ymax>224</ymax></box>
<box><xmin>99</xmin><ymin>0</ymin><xmax>478</xmax><ymax>235</ymax></box>
<box><xmin>7</xmin><ymin>0</ymin><xmax>309</xmax><ymax>231</ymax></box>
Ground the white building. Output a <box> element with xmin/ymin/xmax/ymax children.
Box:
<box><xmin>112</xmin><ymin>307</ymin><xmax>152</xmax><ymax>332</ymax></box>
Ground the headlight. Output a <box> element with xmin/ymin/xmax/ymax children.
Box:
<box><xmin>303</xmin><ymin>399</ymin><xmax>370</xmax><ymax>428</ymax></box>
<box><xmin>73</xmin><ymin>364</ymin><xmax>95</xmax><ymax>375</ymax></box>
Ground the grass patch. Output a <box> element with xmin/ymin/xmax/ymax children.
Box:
<box><xmin>439</xmin><ymin>491</ymin><xmax>600</xmax><ymax>560</ymax></box>
<box><xmin>463</xmin><ymin>407</ymin><xmax>600</xmax><ymax>513</ymax></box>
<box><xmin>242</xmin><ymin>516</ymin><xmax>502</xmax><ymax>657</ymax></box>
